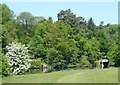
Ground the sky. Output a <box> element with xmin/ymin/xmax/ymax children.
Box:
<box><xmin>2</xmin><ymin>2</ymin><xmax>118</xmax><ymax>25</ymax></box>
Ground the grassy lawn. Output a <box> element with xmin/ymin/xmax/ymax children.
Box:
<box><xmin>0</xmin><ymin>77</ymin><xmax>2</xmax><ymax>84</ymax></box>
<box><xmin>2</xmin><ymin>67</ymin><xmax>118</xmax><ymax>83</ymax></box>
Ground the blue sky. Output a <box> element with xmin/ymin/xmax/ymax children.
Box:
<box><xmin>3</xmin><ymin>2</ymin><xmax>118</xmax><ymax>25</ymax></box>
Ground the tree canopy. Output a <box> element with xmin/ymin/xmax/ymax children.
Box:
<box><xmin>1</xmin><ymin>4</ymin><xmax>119</xmax><ymax>76</ymax></box>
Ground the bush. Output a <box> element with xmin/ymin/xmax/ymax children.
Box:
<box><xmin>52</xmin><ymin>62</ymin><xmax>66</xmax><ymax>71</ymax></box>
<box><xmin>27</xmin><ymin>58</ymin><xmax>43</xmax><ymax>74</ymax></box>
<box><xmin>94</xmin><ymin>60</ymin><xmax>101</xmax><ymax>68</ymax></box>
<box><xmin>6</xmin><ymin>42</ymin><xmax>31</xmax><ymax>75</ymax></box>
<box><xmin>109</xmin><ymin>61</ymin><xmax>115</xmax><ymax>67</ymax></box>
<box><xmin>76</xmin><ymin>55</ymin><xmax>91</xmax><ymax>69</ymax></box>
<box><xmin>0</xmin><ymin>53</ymin><xmax>11</xmax><ymax>76</ymax></box>
<box><xmin>30</xmin><ymin>58</ymin><xmax>43</xmax><ymax>69</ymax></box>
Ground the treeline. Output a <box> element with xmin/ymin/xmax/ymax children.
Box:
<box><xmin>0</xmin><ymin>4</ymin><xmax>119</xmax><ymax>76</ymax></box>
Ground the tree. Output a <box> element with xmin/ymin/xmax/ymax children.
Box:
<box><xmin>29</xmin><ymin>35</ymin><xmax>46</xmax><ymax>59</ymax></box>
<box><xmin>0</xmin><ymin>4</ymin><xmax>14</xmax><ymax>24</ymax></box>
<box><xmin>87</xmin><ymin>18</ymin><xmax>96</xmax><ymax>32</ymax></box>
<box><xmin>2</xmin><ymin>21</ymin><xmax>17</xmax><ymax>49</ymax></box>
<box><xmin>99</xmin><ymin>21</ymin><xmax>104</xmax><ymax>29</ymax></box>
<box><xmin>17</xmin><ymin>12</ymin><xmax>34</xmax><ymax>26</ymax></box>
<box><xmin>84</xmin><ymin>37</ymin><xmax>101</xmax><ymax>68</ymax></box>
<box><xmin>74</xmin><ymin>34</ymin><xmax>86</xmax><ymax>58</ymax></box>
<box><xmin>16</xmin><ymin>12</ymin><xmax>35</xmax><ymax>44</ymax></box>
<box><xmin>68</xmin><ymin>39</ymin><xmax>79</xmax><ymax>65</ymax></box>
<box><xmin>6</xmin><ymin>42</ymin><xmax>31</xmax><ymax>74</ymax></box>
<box><xmin>103</xmin><ymin>25</ymin><xmax>118</xmax><ymax>66</ymax></box>
<box><xmin>44</xmin><ymin>21</ymin><xmax>70</xmax><ymax>67</ymax></box>
<box><xmin>34</xmin><ymin>16</ymin><xmax>46</xmax><ymax>24</ymax></box>
<box><xmin>1</xmin><ymin>4</ymin><xmax>16</xmax><ymax>53</ymax></box>
<box><xmin>57</xmin><ymin>9</ymin><xmax>86</xmax><ymax>29</ymax></box>
<box><xmin>1</xmin><ymin>4</ymin><xmax>119</xmax><ymax>71</ymax></box>
<box><xmin>28</xmin><ymin>19</ymin><xmax>53</xmax><ymax>59</ymax></box>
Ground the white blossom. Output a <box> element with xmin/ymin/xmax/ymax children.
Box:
<box><xmin>6</xmin><ymin>42</ymin><xmax>31</xmax><ymax>75</ymax></box>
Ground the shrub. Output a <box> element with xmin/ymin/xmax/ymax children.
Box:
<box><xmin>6</xmin><ymin>42</ymin><xmax>31</xmax><ymax>75</ymax></box>
<box><xmin>27</xmin><ymin>58</ymin><xmax>43</xmax><ymax>74</ymax></box>
<box><xmin>94</xmin><ymin>60</ymin><xmax>101</xmax><ymax>68</ymax></box>
<box><xmin>0</xmin><ymin>53</ymin><xmax>11</xmax><ymax>76</ymax></box>
<box><xmin>30</xmin><ymin>58</ymin><xmax>43</xmax><ymax>69</ymax></box>
<box><xmin>76</xmin><ymin>55</ymin><xmax>91</xmax><ymax>69</ymax></box>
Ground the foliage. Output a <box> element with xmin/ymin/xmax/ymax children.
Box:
<box><xmin>16</xmin><ymin>12</ymin><xmax>36</xmax><ymax>44</ymax></box>
<box><xmin>0</xmin><ymin>52</ymin><xmax>11</xmax><ymax>76</ymax></box>
<box><xmin>17</xmin><ymin>12</ymin><xmax>34</xmax><ymax>25</ymax></box>
<box><xmin>1</xmin><ymin>4</ymin><xmax>16</xmax><ymax>53</ymax></box>
<box><xmin>1</xmin><ymin>3</ymin><xmax>119</xmax><ymax>76</ymax></box>
<box><xmin>27</xmin><ymin>58</ymin><xmax>43</xmax><ymax>74</ymax></box>
<box><xmin>0</xmin><ymin>4</ymin><xmax>14</xmax><ymax>24</ymax></box>
<box><xmin>84</xmin><ymin>37</ymin><xmax>101</xmax><ymax>67</ymax></box>
<box><xmin>87</xmin><ymin>17</ymin><xmax>96</xmax><ymax>31</ymax></box>
<box><xmin>6</xmin><ymin>42</ymin><xmax>31</xmax><ymax>74</ymax></box>
<box><xmin>81</xmin><ymin>55</ymin><xmax>91</xmax><ymax>68</ymax></box>
<box><xmin>30</xmin><ymin>58</ymin><xmax>43</xmax><ymax>69</ymax></box>
<box><xmin>57</xmin><ymin>9</ymin><xmax>86</xmax><ymax>29</ymax></box>
<box><xmin>78</xmin><ymin>55</ymin><xmax>91</xmax><ymax>69</ymax></box>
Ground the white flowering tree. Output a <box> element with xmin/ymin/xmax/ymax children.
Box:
<box><xmin>6</xmin><ymin>42</ymin><xmax>31</xmax><ymax>75</ymax></box>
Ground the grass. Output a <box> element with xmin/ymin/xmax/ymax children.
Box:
<box><xmin>2</xmin><ymin>67</ymin><xmax>118</xmax><ymax>83</ymax></box>
<box><xmin>0</xmin><ymin>76</ymin><xmax>2</xmax><ymax>84</ymax></box>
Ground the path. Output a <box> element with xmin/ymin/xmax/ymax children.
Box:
<box><xmin>57</xmin><ymin>71</ymin><xmax>84</xmax><ymax>83</ymax></box>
